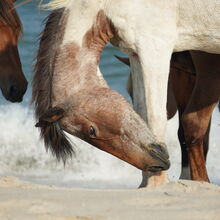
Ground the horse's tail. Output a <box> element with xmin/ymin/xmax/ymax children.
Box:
<box><xmin>35</xmin><ymin>107</ymin><xmax>74</xmax><ymax>164</ymax></box>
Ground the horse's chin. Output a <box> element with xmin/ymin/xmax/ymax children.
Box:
<box><xmin>6</xmin><ymin>96</ymin><xmax>23</xmax><ymax>103</ymax></box>
<box><xmin>1</xmin><ymin>89</ymin><xmax>23</xmax><ymax>103</ymax></box>
<box><xmin>147</xmin><ymin>164</ymin><xmax>170</xmax><ymax>172</ymax></box>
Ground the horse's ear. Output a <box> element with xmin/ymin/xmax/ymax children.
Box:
<box><xmin>114</xmin><ymin>55</ymin><xmax>130</xmax><ymax>66</ymax></box>
<box><xmin>36</xmin><ymin>106</ymin><xmax>65</xmax><ymax>127</ymax></box>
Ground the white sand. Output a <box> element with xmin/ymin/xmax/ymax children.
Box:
<box><xmin>0</xmin><ymin>176</ymin><xmax>219</xmax><ymax>220</ymax></box>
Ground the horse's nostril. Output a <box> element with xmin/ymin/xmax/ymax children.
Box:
<box><xmin>147</xmin><ymin>143</ymin><xmax>169</xmax><ymax>161</ymax></box>
<box><xmin>146</xmin><ymin>143</ymin><xmax>170</xmax><ymax>171</ymax></box>
<box><xmin>9</xmin><ymin>85</ymin><xmax>19</xmax><ymax>98</ymax></box>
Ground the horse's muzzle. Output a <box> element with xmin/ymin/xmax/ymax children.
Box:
<box><xmin>5</xmin><ymin>80</ymin><xmax>28</xmax><ymax>103</ymax></box>
<box><xmin>145</xmin><ymin>143</ymin><xmax>170</xmax><ymax>172</ymax></box>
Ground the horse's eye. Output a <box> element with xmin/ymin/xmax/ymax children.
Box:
<box><xmin>89</xmin><ymin>126</ymin><xmax>97</xmax><ymax>138</ymax></box>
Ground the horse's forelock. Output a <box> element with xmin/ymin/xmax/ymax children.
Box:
<box><xmin>41</xmin><ymin>123</ymin><xmax>74</xmax><ymax>163</ymax></box>
<box><xmin>0</xmin><ymin>0</ymin><xmax>22</xmax><ymax>36</ymax></box>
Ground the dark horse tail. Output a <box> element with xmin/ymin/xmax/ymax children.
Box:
<box><xmin>32</xmin><ymin>9</ymin><xmax>74</xmax><ymax>164</ymax></box>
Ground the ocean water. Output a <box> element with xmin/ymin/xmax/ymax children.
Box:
<box><xmin>0</xmin><ymin>1</ymin><xmax>219</xmax><ymax>189</ymax></box>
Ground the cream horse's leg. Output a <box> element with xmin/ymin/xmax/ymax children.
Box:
<box><xmin>130</xmin><ymin>44</ymin><xmax>173</xmax><ymax>187</ymax></box>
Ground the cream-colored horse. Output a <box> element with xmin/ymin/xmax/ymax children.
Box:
<box><xmin>39</xmin><ymin>0</ymin><xmax>220</xmax><ymax>187</ymax></box>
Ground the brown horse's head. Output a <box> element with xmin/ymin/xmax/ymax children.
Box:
<box><xmin>33</xmin><ymin>8</ymin><xmax>170</xmax><ymax>172</ymax></box>
<box><xmin>0</xmin><ymin>0</ymin><xmax>27</xmax><ymax>102</ymax></box>
<box><xmin>36</xmin><ymin>87</ymin><xmax>170</xmax><ymax>172</ymax></box>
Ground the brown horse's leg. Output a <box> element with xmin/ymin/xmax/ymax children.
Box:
<box><xmin>182</xmin><ymin>106</ymin><xmax>215</xmax><ymax>181</ymax></box>
<box><xmin>203</xmin><ymin>121</ymin><xmax>211</xmax><ymax>161</ymax></box>
<box><xmin>178</xmin><ymin>112</ymin><xmax>191</xmax><ymax>179</ymax></box>
<box><xmin>179</xmin><ymin>101</ymin><xmax>211</xmax><ymax>180</ymax></box>
<box><xmin>169</xmin><ymin>55</ymin><xmax>196</xmax><ymax>179</ymax></box>
<box><xmin>182</xmin><ymin>51</ymin><xmax>220</xmax><ymax>182</ymax></box>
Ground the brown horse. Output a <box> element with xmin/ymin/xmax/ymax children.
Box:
<box><xmin>0</xmin><ymin>0</ymin><xmax>27</xmax><ymax>102</ymax></box>
<box><xmin>32</xmin><ymin>10</ymin><xmax>170</xmax><ymax>173</ymax></box>
<box><xmin>172</xmin><ymin>51</ymin><xmax>220</xmax><ymax>182</ymax></box>
<box><xmin>167</xmin><ymin>51</ymin><xmax>197</xmax><ymax>180</ymax></box>
<box><xmin>116</xmin><ymin>51</ymin><xmax>220</xmax><ymax>183</ymax></box>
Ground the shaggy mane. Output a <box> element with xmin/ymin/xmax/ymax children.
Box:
<box><xmin>32</xmin><ymin>8</ymin><xmax>74</xmax><ymax>163</ymax></box>
<box><xmin>41</xmin><ymin>0</ymin><xmax>71</xmax><ymax>10</ymax></box>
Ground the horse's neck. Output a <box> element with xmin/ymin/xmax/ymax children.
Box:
<box><xmin>52</xmin><ymin>43</ymin><xmax>106</xmax><ymax>105</ymax></box>
<box><xmin>52</xmin><ymin>3</ymin><xmax>113</xmax><ymax>106</ymax></box>
<box><xmin>176</xmin><ymin>0</ymin><xmax>220</xmax><ymax>53</ymax></box>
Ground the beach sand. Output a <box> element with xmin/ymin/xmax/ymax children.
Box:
<box><xmin>0</xmin><ymin>176</ymin><xmax>219</xmax><ymax>220</ymax></box>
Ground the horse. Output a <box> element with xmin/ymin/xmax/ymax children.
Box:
<box><xmin>32</xmin><ymin>9</ymin><xmax>170</xmax><ymax>174</ymax></box>
<box><xmin>0</xmin><ymin>0</ymin><xmax>27</xmax><ymax>102</ymax></box>
<box><xmin>34</xmin><ymin>0</ymin><xmax>220</xmax><ymax>187</ymax></box>
<box><xmin>116</xmin><ymin>51</ymin><xmax>220</xmax><ymax>184</ymax></box>
<box><xmin>173</xmin><ymin>51</ymin><xmax>220</xmax><ymax>182</ymax></box>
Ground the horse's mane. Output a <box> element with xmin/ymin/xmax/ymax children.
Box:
<box><xmin>0</xmin><ymin>0</ymin><xmax>22</xmax><ymax>36</ymax></box>
<box><xmin>32</xmin><ymin>8</ymin><xmax>74</xmax><ymax>163</ymax></box>
<box><xmin>42</xmin><ymin>0</ymin><xmax>71</xmax><ymax>10</ymax></box>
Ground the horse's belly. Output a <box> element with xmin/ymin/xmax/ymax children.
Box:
<box><xmin>175</xmin><ymin>36</ymin><xmax>220</xmax><ymax>54</ymax></box>
<box><xmin>176</xmin><ymin>0</ymin><xmax>220</xmax><ymax>54</ymax></box>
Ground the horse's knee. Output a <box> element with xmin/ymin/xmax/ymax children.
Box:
<box><xmin>181</xmin><ymin>114</ymin><xmax>205</xmax><ymax>146</ymax></box>
<box><xmin>181</xmin><ymin>113</ymin><xmax>210</xmax><ymax>182</ymax></box>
